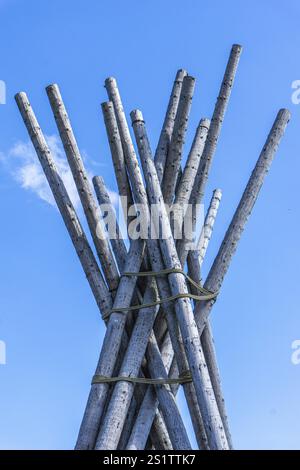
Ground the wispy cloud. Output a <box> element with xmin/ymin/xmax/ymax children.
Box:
<box><xmin>0</xmin><ymin>135</ymin><xmax>119</xmax><ymax>210</ymax></box>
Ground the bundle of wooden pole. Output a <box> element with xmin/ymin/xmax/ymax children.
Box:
<box><xmin>15</xmin><ymin>44</ymin><xmax>291</xmax><ymax>450</ymax></box>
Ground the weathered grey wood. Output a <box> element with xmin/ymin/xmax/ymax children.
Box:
<box><xmin>15</xmin><ymin>92</ymin><xmax>145</xmax><ymax>450</ymax></box>
<box><xmin>145</xmin><ymin>331</ymin><xmax>192</xmax><ymax>450</ymax></box>
<box><xmin>171</xmin><ymin>56</ymin><xmax>242</xmax><ymax>439</ymax></box>
<box><xmin>46</xmin><ymin>87</ymin><xmax>167</xmax><ymax>449</ymax></box>
<box><xmin>167</xmin><ymin>47</ymin><xmax>242</xmax><ymax>446</ymax></box>
<box><xmin>156</xmin><ymin>118</ymin><xmax>211</xmax><ymax>449</ymax></box>
<box><xmin>94</xmin><ymin>154</ymin><xmax>188</xmax><ymax>448</ymax></box>
<box><xmin>174</xmin><ymin>118</ymin><xmax>210</xmax><ymax>209</ymax></box>
<box><xmin>16</xmin><ymin>93</ymin><xmax>156</xmax><ymax>449</ymax></box>
<box><xmin>186</xmin><ymin>188</ymin><xmax>233</xmax><ymax>448</ymax></box>
<box><xmin>96</xmin><ymin>94</ymin><xmax>181</xmax><ymax>449</ymax></box>
<box><xmin>128</xmin><ymin>189</ymin><xmax>222</xmax><ymax>450</ymax></box>
<box><xmin>197</xmin><ymin>188</ymin><xmax>222</xmax><ymax>265</ymax></box>
<box><xmin>126</xmin><ymin>332</ymin><xmax>174</xmax><ymax>450</ymax></box>
<box><xmin>105</xmin><ymin>77</ymin><xmax>210</xmax><ymax>448</ymax></box>
<box><xmin>99</xmin><ymin>81</ymin><xmax>198</xmax><ymax>449</ymax></box>
<box><xmin>74</xmin><ymin>74</ymin><xmax>190</xmax><ymax>448</ymax></box>
<box><xmin>15</xmin><ymin>92</ymin><xmax>112</xmax><ymax>319</ymax></box>
<box><xmin>161</xmin><ymin>189</ymin><xmax>223</xmax><ymax>448</ymax></box>
<box><xmin>100</xmin><ymin>103</ymin><xmax>209</xmax><ymax>449</ymax></box>
<box><xmin>155</xmin><ymin>69</ymin><xmax>187</xmax><ymax>183</ymax></box>
<box><xmin>194</xmin><ymin>108</ymin><xmax>291</xmax><ymax>334</ymax></box>
<box><xmin>124</xmin><ymin>45</ymin><xmax>243</xmax><ymax>446</ymax></box>
<box><xmin>95</xmin><ymin>281</ymin><xmax>192</xmax><ymax>450</ymax></box>
<box><xmin>17</xmin><ymin>47</ymin><xmax>258</xmax><ymax>452</ymax></box>
<box><xmin>93</xmin><ymin>176</ymin><xmax>173</xmax><ymax>450</ymax></box>
<box><xmin>93</xmin><ymin>175</ymin><xmax>128</xmax><ymax>270</ymax></box>
<box><xmin>147</xmin><ymin>411</ymin><xmax>173</xmax><ymax>450</ymax></box>
<box><xmin>104</xmin><ymin>78</ymin><xmax>206</xmax><ymax>448</ymax></box>
<box><xmin>101</xmin><ymin>101</ymin><xmax>134</xmax><ymax>223</ymax></box>
<box><xmin>131</xmin><ymin>109</ymin><xmax>229</xmax><ymax>450</ymax></box>
<box><xmin>162</xmin><ymin>76</ymin><xmax>195</xmax><ymax>205</ymax></box>
<box><xmin>177</xmin><ymin>44</ymin><xmax>242</xmax><ymax>263</ymax></box>
<box><xmin>191</xmin><ymin>44</ymin><xmax>242</xmax><ymax>207</ymax></box>
<box><xmin>46</xmin><ymin>84</ymin><xmax>120</xmax><ymax>292</ymax></box>
<box><xmin>75</xmin><ymin>237</ymin><xmax>146</xmax><ymax>449</ymax></box>
<box><xmin>15</xmin><ymin>92</ymin><xmax>144</xmax><ymax>451</ymax></box>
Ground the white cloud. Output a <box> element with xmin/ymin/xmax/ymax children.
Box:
<box><xmin>3</xmin><ymin>135</ymin><xmax>80</xmax><ymax>208</ymax></box>
<box><xmin>0</xmin><ymin>135</ymin><xmax>119</xmax><ymax>211</ymax></box>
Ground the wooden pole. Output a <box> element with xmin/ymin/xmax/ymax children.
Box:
<box><xmin>195</xmin><ymin>188</ymin><xmax>222</xmax><ymax>266</ymax></box>
<box><xmin>175</xmin><ymin>118</ymin><xmax>210</xmax><ymax>208</ymax></box>
<box><xmin>15</xmin><ymin>92</ymin><xmax>112</xmax><ymax>319</ymax></box>
<box><xmin>127</xmin><ymin>189</ymin><xmax>222</xmax><ymax>450</ymax></box>
<box><xmin>194</xmin><ymin>108</ymin><xmax>291</xmax><ymax>335</ymax></box>
<box><xmin>126</xmin><ymin>332</ymin><xmax>175</xmax><ymax>450</ymax></box>
<box><xmin>15</xmin><ymin>91</ymin><xmax>153</xmax><ymax>450</ymax></box>
<box><xmin>186</xmin><ymin>189</ymin><xmax>233</xmax><ymax>447</ymax></box>
<box><xmin>162</xmin><ymin>76</ymin><xmax>195</xmax><ymax>204</ymax></box>
<box><xmin>190</xmin><ymin>44</ymin><xmax>242</xmax><ymax>208</ymax></box>
<box><xmin>102</xmin><ymin>76</ymin><xmax>205</xmax><ymax>448</ymax></box>
<box><xmin>136</xmin><ymin>104</ymin><xmax>290</xmax><ymax>450</ymax></box>
<box><xmin>93</xmin><ymin>176</ymin><xmax>173</xmax><ymax>450</ymax></box>
<box><xmin>92</xmin><ymin>92</ymin><xmax>199</xmax><ymax>451</ymax></box>
<box><xmin>93</xmin><ymin>175</ymin><xmax>128</xmax><ymax>271</ymax></box>
<box><xmin>177</xmin><ymin>44</ymin><xmax>242</xmax><ymax>263</ymax></box>
<box><xmin>95</xmin><ymin>281</ymin><xmax>192</xmax><ymax>450</ymax></box>
<box><xmin>125</xmin><ymin>45</ymin><xmax>243</xmax><ymax>447</ymax></box>
<box><xmin>98</xmin><ymin>92</ymin><xmax>194</xmax><ymax>449</ymax></box>
<box><xmin>105</xmin><ymin>78</ymin><xmax>214</xmax><ymax>449</ymax></box>
<box><xmin>155</xmin><ymin>69</ymin><xmax>187</xmax><ymax>183</ymax></box>
<box><xmin>131</xmin><ymin>109</ymin><xmax>229</xmax><ymax>450</ymax></box>
<box><xmin>69</xmin><ymin>75</ymin><xmax>196</xmax><ymax>448</ymax></box>
<box><xmin>46</xmin><ymin>87</ymin><xmax>172</xmax><ymax>449</ymax></box>
<box><xmin>46</xmin><ymin>84</ymin><xmax>120</xmax><ymax>293</ymax></box>
<box><xmin>101</xmin><ymin>101</ymin><xmax>134</xmax><ymax>223</ymax></box>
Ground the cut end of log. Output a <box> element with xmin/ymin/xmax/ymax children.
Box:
<box><xmin>130</xmin><ymin>109</ymin><xmax>144</xmax><ymax>124</ymax></box>
<box><xmin>184</xmin><ymin>75</ymin><xmax>196</xmax><ymax>85</ymax></box>
<box><xmin>232</xmin><ymin>44</ymin><xmax>243</xmax><ymax>52</ymax></box>
<box><xmin>105</xmin><ymin>77</ymin><xmax>117</xmax><ymax>89</ymax></box>
<box><xmin>213</xmin><ymin>189</ymin><xmax>223</xmax><ymax>200</ymax></box>
<box><xmin>175</xmin><ymin>69</ymin><xmax>188</xmax><ymax>82</ymax></box>
<box><xmin>278</xmin><ymin>108</ymin><xmax>291</xmax><ymax>123</ymax></box>
<box><xmin>15</xmin><ymin>92</ymin><xmax>28</xmax><ymax>108</ymax></box>
<box><xmin>92</xmin><ymin>175</ymin><xmax>103</xmax><ymax>185</ymax></box>
<box><xmin>199</xmin><ymin>118</ymin><xmax>211</xmax><ymax>130</ymax></box>
<box><xmin>101</xmin><ymin>101</ymin><xmax>113</xmax><ymax>110</ymax></box>
<box><xmin>45</xmin><ymin>83</ymin><xmax>59</xmax><ymax>93</ymax></box>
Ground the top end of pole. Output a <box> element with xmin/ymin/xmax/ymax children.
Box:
<box><xmin>15</xmin><ymin>91</ymin><xmax>29</xmax><ymax>109</ymax></box>
<box><xmin>213</xmin><ymin>188</ymin><xmax>223</xmax><ymax>200</ymax></box>
<box><xmin>175</xmin><ymin>69</ymin><xmax>188</xmax><ymax>82</ymax></box>
<box><xmin>92</xmin><ymin>175</ymin><xmax>104</xmax><ymax>185</ymax></box>
<box><xmin>277</xmin><ymin>108</ymin><xmax>291</xmax><ymax>123</ymax></box>
<box><xmin>46</xmin><ymin>83</ymin><xmax>59</xmax><ymax>92</ymax></box>
<box><xmin>232</xmin><ymin>44</ymin><xmax>243</xmax><ymax>53</ymax></box>
<box><xmin>15</xmin><ymin>91</ymin><xmax>26</xmax><ymax>100</ymax></box>
<box><xmin>101</xmin><ymin>101</ymin><xmax>113</xmax><ymax>110</ymax></box>
<box><xmin>130</xmin><ymin>109</ymin><xmax>144</xmax><ymax>124</ymax></box>
<box><xmin>45</xmin><ymin>83</ymin><xmax>61</xmax><ymax>103</ymax></box>
<box><xmin>199</xmin><ymin>117</ymin><xmax>211</xmax><ymax>130</ymax></box>
<box><xmin>105</xmin><ymin>77</ymin><xmax>117</xmax><ymax>89</ymax></box>
<box><xmin>183</xmin><ymin>75</ymin><xmax>196</xmax><ymax>85</ymax></box>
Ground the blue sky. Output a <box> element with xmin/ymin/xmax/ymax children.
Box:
<box><xmin>0</xmin><ymin>0</ymin><xmax>299</xmax><ymax>450</ymax></box>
